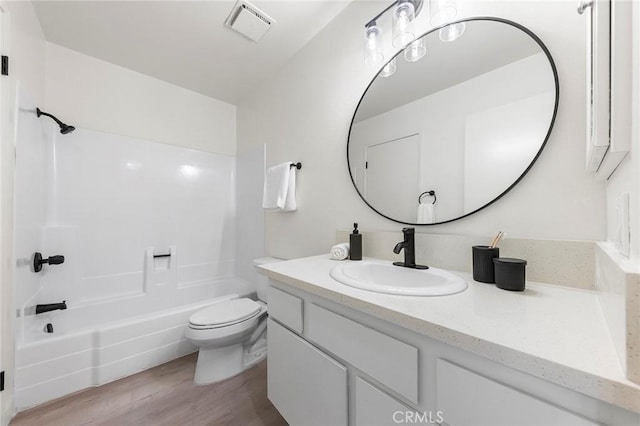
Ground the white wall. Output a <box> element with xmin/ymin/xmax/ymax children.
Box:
<box><xmin>235</xmin><ymin>145</ymin><xmax>265</xmax><ymax>286</ymax></box>
<box><xmin>0</xmin><ymin>2</ymin><xmax>47</xmax><ymax>423</ymax></box>
<box><xmin>237</xmin><ymin>1</ymin><xmax>606</xmax><ymax>260</ymax></box>
<box><xmin>1</xmin><ymin>1</ymin><xmax>46</xmax><ymax>104</ymax></box>
<box><xmin>44</xmin><ymin>43</ymin><xmax>236</xmax><ymax>156</ymax></box>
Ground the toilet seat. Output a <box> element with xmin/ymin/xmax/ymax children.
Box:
<box><xmin>188</xmin><ymin>298</ymin><xmax>264</xmax><ymax>330</ymax></box>
<box><xmin>185</xmin><ymin>299</ymin><xmax>267</xmax><ymax>347</ymax></box>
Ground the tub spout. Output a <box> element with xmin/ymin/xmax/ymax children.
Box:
<box><xmin>35</xmin><ymin>301</ymin><xmax>67</xmax><ymax>314</ymax></box>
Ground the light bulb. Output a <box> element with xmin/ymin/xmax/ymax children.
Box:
<box><xmin>379</xmin><ymin>58</ymin><xmax>397</xmax><ymax>78</ymax></box>
<box><xmin>364</xmin><ymin>23</ymin><xmax>384</xmax><ymax>65</ymax></box>
<box><xmin>404</xmin><ymin>37</ymin><xmax>426</xmax><ymax>62</ymax></box>
<box><xmin>439</xmin><ymin>22</ymin><xmax>465</xmax><ymax>42</ymax></box>
<box><xmin>392</xmin><ymin>1</ymin><xmax>416</xmax><ymax>48</ymax></box>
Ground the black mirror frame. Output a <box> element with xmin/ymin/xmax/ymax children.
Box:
<box><xmin>346</xmin><ymin>16</ymin><xmax>560</xmax><ymax>226</ymax></box>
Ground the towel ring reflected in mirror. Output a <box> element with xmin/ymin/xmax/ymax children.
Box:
<box><xmin>346</xmin><ymin>17</ymin><xmax>559</xmax><ymax>225</ymax></box>
<box><xmin>418</xmin><ymin>191</ymin><xmax>437</xmax><ymax>205</ymax></box>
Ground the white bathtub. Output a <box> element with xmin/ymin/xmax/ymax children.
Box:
<box><xmin>15</xmin><ymin>277</ymin><xmax>253</xmax><ymax>410</ymax></box>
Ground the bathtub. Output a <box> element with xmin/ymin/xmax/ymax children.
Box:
<box><xmin>15</xmin><ymin>277</ymin><xmax>253</xmax><ymax>410</ymax></box>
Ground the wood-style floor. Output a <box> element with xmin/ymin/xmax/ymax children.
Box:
<box><xmin>11</xmin><ymin>354</ymin><xmax>287</xmax><ymax>426</ymax></box>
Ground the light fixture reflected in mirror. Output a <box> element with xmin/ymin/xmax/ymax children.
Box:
<box><xmin>392</xmin><ymin>1</ymin><xmax>416</xmax><ymax>47</ymax></box>
<box><xmin>364</xmin><ymin>23</ymin><xmax>384</xmax><ymax>65</ymax></box>
<box><xmin>430</xmin><ymin>0</ymin><xmax>458</xmax><ymax>26</ymax></box>
<box><xmin>404</xmin><ymin>37</ymin><xmax>426</xmax><ymax>62</ymax></box>
<box><xmin>439</xmin><ymin>22</ymin><xmax>465</xmax><ymax>42</ymax></box>
<box><xmin>379</xmin><ymin>58</ymin><xmax>397</xmax><ymax>77</ymax></box>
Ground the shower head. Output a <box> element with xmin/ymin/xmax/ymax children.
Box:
<box><xmin>60</xmin><ymin>124</ymin><xmax>76</xmax><ymax>134</ymax></box>
<box><xmin>36</xmin><ymin>108</ymin><xmax>76</xmax><ymax>135</ymax></box>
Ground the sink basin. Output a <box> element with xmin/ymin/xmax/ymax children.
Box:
<box><xmin>330</xmin><ymin>260</ymin><xmax>468</xmax><ymax>296</ymax></box>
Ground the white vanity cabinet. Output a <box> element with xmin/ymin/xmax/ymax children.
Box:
<box><xmin>267</xmin><ymin>281</ymin><xmax>639</xmax><ymax>426</ymax></box>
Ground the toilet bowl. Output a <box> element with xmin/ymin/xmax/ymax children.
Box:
<box><xmin>184</xmin><ymin>257</ymin><xmax>280</xmax><ymax>385</ymax></box>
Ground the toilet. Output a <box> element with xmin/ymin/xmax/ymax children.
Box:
<box><xmin>184</xmin><ymin>257</ymin><xmax>279</xmax><ymax>385</ymax></box>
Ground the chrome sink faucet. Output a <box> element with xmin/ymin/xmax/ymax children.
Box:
<box><xmin>393</xmin><ymin>228</ymin><xmax>429</xmax><ymax>269</ymax></box>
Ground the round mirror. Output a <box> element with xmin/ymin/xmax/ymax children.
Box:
<box><xmin>347</xmin><ymin>17</ymin><xmax>559</xmax><ymax>225</ymax></box>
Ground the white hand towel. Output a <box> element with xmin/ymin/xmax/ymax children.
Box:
<box><xmin>282</xmin><ymin>165</ymin><xmax>297</xmax><ymax>212</ymax></box>
<box><xmin>263</xmin><ymin>162</ymin><xmax>294</xmax><ymax>210</ymax></box>
<box><xmin>417</xmin><ymin>203</ymin><xmax>435</xmax><ymax>224</ymax></box>
<box><xmin>330</xmin><ymin>243</ymin><xmax>350</xmax><ymax>260</ymax></box>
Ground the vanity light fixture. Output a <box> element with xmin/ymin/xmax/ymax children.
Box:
<box><xmin>364</xmin><ymin>22</ymin><xmax>384</xmax><ymax>65</ymax></box>
<box><xmin>364</xmin><ymin>0</ymin><xmax>424</xmax><ymax>66</ymax></box>
<box><xmin>392</xmin><ymin>1</ymin><xmax>417</xmax><ymax>47</ymax></box>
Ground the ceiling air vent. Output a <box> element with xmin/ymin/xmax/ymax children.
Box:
<box><xmin>224</xmin><ymin>0</ymin><xmax>274</xmax><ymax>43</ymax></box>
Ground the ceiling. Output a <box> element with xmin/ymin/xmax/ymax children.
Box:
<box><xmin>33</xmin><ymin>0</ymin><xmax>351</xmax><ymax>105</ymax></box>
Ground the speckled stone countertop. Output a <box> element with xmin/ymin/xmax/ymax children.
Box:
<box><xmin>258</xmin><ymin>255</ymin><xmax>640</xmax><ymax>414</ymax></box>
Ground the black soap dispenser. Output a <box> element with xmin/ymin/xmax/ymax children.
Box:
<box><xmin>350</xmin><ymin>223</ymin><xmax>362</xmax><ymax>261</ymax></box>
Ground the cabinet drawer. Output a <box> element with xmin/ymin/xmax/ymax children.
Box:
<box><xmin>268</xmin><ymin>286</ymin><xmax>303</xmax><ymax>333</ymax></box>
<box><xmin>355</xmin><ymin>377</ymin><xmax>423</xmax><ymax>426</ymax></box>
<box><xmin>307</xmin><ymin>303</ymin><xmax>418</xmax><ymax>403</ymax></box>
<box><xmin>267</xmin><ymin>319</ymin><xmax>348</xmax><ymax>426</ymax></box>
<box><xmin>436</xmin><ymin>359</ymin><xmax>599</xmax><ymax>426</ymax></box>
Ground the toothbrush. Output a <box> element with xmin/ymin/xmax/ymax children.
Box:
<box><xmin>489</xmin><ymin>231</ymin><xmax>505</xmax><ymax>248</ymax></box>
<box><xmin>488</xmin><ymin>231</ymin><xmax>501</xmax><ymax>247</ymax></box>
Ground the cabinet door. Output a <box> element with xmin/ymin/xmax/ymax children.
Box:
<box><xmin>436</xmin><ymin>360</ymin><xmax>599</xmax><ymax>426</ymax></box>
<box><xmin>355</xmin><ymin>377</ymin><xmax>428</xmax><ymax>426</ymax></box>
<box><xmin>267</xmin><ymin>319</ymin><xmax>348</xmax><ymax>426</ymax></box>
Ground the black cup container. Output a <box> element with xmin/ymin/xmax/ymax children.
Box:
<box><xmin>472</xmin><ymin>246</ymin><xmax>500</xmax><ymax>283</ymax></box>
<box><xmin>493</xmin><ymin>258</ymin><xmax>527</xmax><ymax>291</ymax></box>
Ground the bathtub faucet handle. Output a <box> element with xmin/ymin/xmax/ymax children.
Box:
<box><xmin>33</xmin><ymin>252</ymin><xmax>65</xmax><ymax>273</ymax></box>
<box><xmin>47</xmin><ymin>255</ymin><xmax>65</xmax><ymax>265</ymax></box>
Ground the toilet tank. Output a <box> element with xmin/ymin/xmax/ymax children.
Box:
<box><xmin>253</xmin><ymin>257</ymin><xmax>282</xmax><ymax>302</ymax></box>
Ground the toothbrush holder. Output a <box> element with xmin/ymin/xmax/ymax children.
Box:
<box><xmin>472</xmin><ymin>245</ymin><xmax>500</xmax><ymax>283</ymax></box>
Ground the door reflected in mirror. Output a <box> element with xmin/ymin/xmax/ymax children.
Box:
<box><xmin>348</xmin><ymin>18</ymin><xmax>559</xmax><ymax>225</ymax></box>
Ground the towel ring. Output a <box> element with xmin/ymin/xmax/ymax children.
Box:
<box><xmin>290</xmin><ymin>162</ymin><xmax>302</xmax><ymax>170</ymax></box>
<box><xmin>418</xmin><ymin>190</ymin><xmax>437</xmax><ymax>205</ymax></box>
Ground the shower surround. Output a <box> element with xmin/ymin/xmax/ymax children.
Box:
<box><xmin>13</xmin><ymin>91</ymin><xmax>250</xmax><ymax>409</ymax></box>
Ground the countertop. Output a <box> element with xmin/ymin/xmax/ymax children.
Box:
<box><xmin>258</xmin><ymin>255</ymin><xmax>640</xmax><ymax>413</ymax></box>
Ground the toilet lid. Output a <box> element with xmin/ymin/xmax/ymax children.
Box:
<box><xmin>189</xmin><ymin>298</ymin><xmax>262</xmax><ymax>327</ymax></box>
